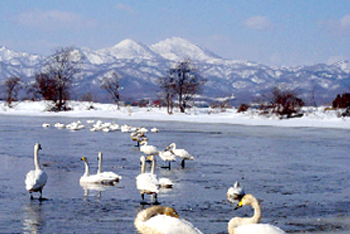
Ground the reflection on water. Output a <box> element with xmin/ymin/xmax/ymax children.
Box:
<box><xmin>79</xmin><ymin>182</ymin><xmax>111</xmax><ymax>198</ymax></box>
<box><xmin>22</xmin><ymin>202</ymin><xmax>45</xmax><ymax>234</ymax></box>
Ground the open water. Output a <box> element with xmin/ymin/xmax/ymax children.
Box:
<box><xmin>0</xmin><ymin>115</ymin><xmax>349</xmax><ymax>233</ymax></box>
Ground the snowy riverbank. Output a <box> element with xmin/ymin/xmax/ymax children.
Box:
<box><xmin>0</xmin><ymin>100</ymin><xmax>349</xmax><ymax>129</ymax></box>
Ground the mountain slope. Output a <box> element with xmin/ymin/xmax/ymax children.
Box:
<box><xmin>0</xmin><ymin>38</ymin><xmax>349</xmax><ymax>105</ymax></box>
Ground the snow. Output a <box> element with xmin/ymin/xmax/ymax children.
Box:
<box><xmin>1</xmin><ymin>100</ymin><xmax>349</xmax><ymax>129</ymax></box>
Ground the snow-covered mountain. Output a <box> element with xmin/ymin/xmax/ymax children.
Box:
<box><xmin>0</xmin><ymin>37</ymin><xmax>349</xmax><ymax>105</ymax></box>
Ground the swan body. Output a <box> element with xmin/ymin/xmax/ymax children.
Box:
<box><xmin>54</xmin><ymin>122</ymin><xmax>65</xmax><ymax>129</ymax></box>
<box><xmin>158</xmin><ymin>150</ymin><xmax>176</xmax><ymax>170</ymax></box>
<box><xmin>228</xmin><ymin>194</ymin><xmax>286</xmax><ymax>234</ymax></box>
<box><xmin>80</xmin><ymin>157</ymin><xmax>119</xmax><ymax>185</ymax></box>
<box><xmin>151</xmin><ymin>127</ymin><xmax>159</xmax><ymax>133</ymax></box>
<box><xmin>159</xmin><ymin>177</ymin><xmax>174</xmax><ymax>188</ymax></box>
<box><xmin>42</xmin><ymin>123</ymin><xmax>50</xmax><ymax>127</ymax></box>
<box><xmin>140</xmin><ymin>141</ymin><xmax>159</xmax><ymax>157</ymax></box>
<box><xmin>131</xmin><ymin>130</ymin><xmax>148</xmax><ymax>147</ymax></box>
<box><xmin>136</xmin><ymin>156</ymin><xmax>160</xmax><ymax>203</ymax></box>
<box><xmin>97</xmin><ymin>152</ymin><xmax>122</xmax><ymax>182</ymax></box>
<box><xmin>135</xmin><ymin>206</ymin><xmax>203</xmax><ymax>234</ymax></box>
<box><xmin>25</xmin><ymin>143</ymin><xmax>48</xmax><ymax>200</ymax></box>
<box><xmin>167</xmin><ymin>143</ymin><xmax>194</xmax><ymax>168</ymax></box>
<box><xmin>227</xmin><ymin>182</ymin><xmax>245</xmax><ymax>203</ymax></box>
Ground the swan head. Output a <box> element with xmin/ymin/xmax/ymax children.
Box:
<box><xmin>140</xmin><ymin>155</ymin><xmax>146</xmax><ymax>163</ymax></box>
<box><xmin>34</xmin><ymin>143</ymin><xmax>42</xmax><ymax>151</ymax></box>
<box><xmin>227</xmin><ymin>181</ymin><xmax>245</xmax><ymax>203</ymax></box>
<box><xmin>140</xmin><ymin>140</ymin><xmax>148</xmax><ymax>145</ymax></box>
<box><xmin>146</xmin><ymin>155</ymin><xmax>155</xmax><ymax>161</ymax></box>
<box><xmin>234</xmin><ymin>194</ymin><xmax>257</xmax><ymax>210</ymax></box>
<box><xmin>81</xmin><ymin>157</ymin><xmax>88</xmax><ymax>162</ymax></box>
<box><xmin>97</xmin><ymin>152</ymin><xmax>102</xmax><ymax>160</ymax></box>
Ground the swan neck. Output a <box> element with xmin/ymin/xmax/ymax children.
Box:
<box><xmin>151</xmin><ymin>157</ymin><xmax>156</xmax><ymax>174</ymax></box>
<box><xmin>34</xmin><ymin>146</ymin><xmax>40</xmax><ymax>170</ymax></box>
<box><xmin>141</xmin><ymin>158</ymin><xmax>146</xmax><ymax>174</ymax></box>
<box><xmin>97</xmin><ymin>152</ymin><xmax>102</xmax><ymax>174</ymax></box>
<box><xmin>83</xmin><ymin>160</ymin><xmax>90</xmax><ymax>177</ymax></box>
<box><xmin>170</xmin><ymin>143</ymin><xmax>176</xmax><ymax>150</ymax></box>
<box><xmin>250</xmin><ymin>198</ymin><xmax>262</xmax><ymax>224</ymax></box>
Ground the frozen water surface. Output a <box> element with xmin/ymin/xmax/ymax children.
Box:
<box><xmin>0</xmin><ymin>115</ymin><xmax>349</xmax><ymax>233</ymax></box>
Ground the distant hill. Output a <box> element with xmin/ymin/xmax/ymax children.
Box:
<box><xmin>1</xmin><ymin>37</ymin><xmax>349</xmax><ymax>105</ymax></box>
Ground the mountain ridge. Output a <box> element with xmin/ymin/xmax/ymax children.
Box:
<box><xmin>0</xmin><ymin>37</ymin><xmax>349</xmax><ymax>105</ymax></box>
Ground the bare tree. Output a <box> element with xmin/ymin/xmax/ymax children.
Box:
<box><xmin>158</xmin><ymin>74</ymin><xmax>176</xmax><ymax>114</ymax></box>
<box><xmin>100</xmin><ymin>71</ymin><xmax>122</xmax><ymax>108</ymax></box>
<box><xmin>40</xmin><ymin>46</ymin><xmax>83</xmax><ymax>111</ymax></box>
<box><xmin>160</xmin><ymin>60</ymin><xmax>206</xmax><ymax>113</ymax></box>
<box><xmin>2</xmin><ymin>76</ymin><xmax>21</xmax><ymax>107</ymax></box>
<box><xmin>267</xmin><ymin>85</ymin><xmax>305</xmax><ymax>117</ymax></box>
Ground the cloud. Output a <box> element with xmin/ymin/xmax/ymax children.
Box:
<box><xmin>320</xmin><ymin>14</ymin><xmax>350</xmax><ymax>35</ymax></box>
<box><xmin>244</xmin><ymin>16</ymin><xmax>273</xmax><ymax>31</ymax></box>
<box><xmin>15</xmin><ymin>9</ymin><xmax>97</xmax><ymax>31</ymax></box>
<box><xmin>116</xmin><ymin>3</ymin><xmax>135</xmax><ymax>15</ymax></box>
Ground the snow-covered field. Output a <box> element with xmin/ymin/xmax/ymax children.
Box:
<box><xmin>0</xmin><ymin>100</ymin><xmax>349</xmax><ymax>129</ymax></box>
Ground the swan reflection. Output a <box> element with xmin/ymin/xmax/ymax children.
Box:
<box><xmin>22</xmin><ymin>202</ymin><xmax>45</xmax><ymax>234</ymax></box>
<box><xmin>79</xmin><ymin>181</ymin><xmax>111</xmax><ymax>197</ymax></box>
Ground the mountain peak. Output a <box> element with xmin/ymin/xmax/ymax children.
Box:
<box><xmin>98</xmin><ymin>39</ymin><xmax>159</xmax><ymax>60</ymax></box>
<box><xmin>150</xmin><ymin>37</ymin><xmax>221</xmax><ymax>61</ymax></box>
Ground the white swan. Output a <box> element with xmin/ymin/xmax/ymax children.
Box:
<box><xmin>227</xmin><ymin>181</ymin><xmax>245</xmax><ymax>203</ymax></box>
<box><xmin>158</xmin><ymin>150</ymin><xmax>176</xmax><ymax>170</ymax></box>
<box><xmin>80</xmin><ymin>157</ymin><xmax>119</xmax><ymax>185</ymax></box>
<box><xmin>167</xmin><ymin>143</ymin><xmax>194</xmax><ymax>168</ymax></box>
<box><xmin>136</xmin><ymin>155</ymin><xmax>160</xmax><ymax>204</ymax></box>
<box><xmin>228</xmin><ymin>194</ymin><xmax>286</xmax><ymax>234</ymax></box>
<box><xmin>25</xmin><ymin>143</ymin><xmax>48</xmax><ymax>200</ymax></box>
<box><xmin>148</xmin><ymin>155</ymin><xmax>174</xmax><ymax>189</ymax></box>
<box><xmin>140</xmin><ymin>140</ymin><xmax>159</xmax><ymax>157</ymax></box>
<box><xmin>97</xmin><ymin>152</ymin><xmax>122</xmax><ymax>182</ymax></box>
<box><xmin>134</xmin><ymin>205</ymin><xmax>203</xmax><ymax>234</ymax></box>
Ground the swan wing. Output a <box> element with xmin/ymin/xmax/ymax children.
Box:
<box><xmin>236</xmin><ymin>224</ymin><xmax>286</xmax><ymax>234</ymax></box>
<box><xmin>144</xmin><ymin>215</ymin><xmax>203</xmax><ymax>234</ymax></box>
<box><xmin>98</xmin><ymin>171</ymin><xmax>122</xmax><ymax>181</ymax></box>
<box><xmin>25</xmin><ymin>169</ymin><xmax>48</xmax><ymax>192</ymax></box>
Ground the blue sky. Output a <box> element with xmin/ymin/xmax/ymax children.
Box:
<box><xmin>1</xmin><ymin>0</ymin><xmax>350</xmax><ymax>66</ymax></box>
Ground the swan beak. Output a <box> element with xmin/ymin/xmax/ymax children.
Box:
<box><xmin>234</xmin><ymin>199</ymin><xmax>244</xmax><ymax>210</ymax></box>
<box><xmin>38</xmin><ymin>144</ymin><xmax>42</xmax><ymax>150</ymax></box>
<box><xmin>81</xmin><ymin>157</ymin><xmax>87</xmax><ymax>161</ymax></box>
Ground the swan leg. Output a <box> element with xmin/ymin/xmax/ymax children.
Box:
<box><xmin>153</xmin><ymin>194</ymin><xmax>160</xmax><ymax>205</ymax></box>
<box><xmin>181</xmin><ymin>159</ymin><xmax>185</xmax><ymax>168</ymax></box>
<box><xmin>38</xmin><ymin>188</ymin><xmax>43</xmax><ymax>201</ymax></box>
<box><xmin>168</xmin><ymin>161</ymin><xmax>171</xmax><ymax>170</ymax></box>
<box><xmin>30</xmin><ymin>192</ymin><xmax>34</xmax><ymax>200</ymax></box>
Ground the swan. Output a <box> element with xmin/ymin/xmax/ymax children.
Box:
<box><xmin>227</xmin><ymin>181</ymin><xmax>245</xmax><ymax>203</ymax></box>
<box><xmin>228</xmin><ymin>194</ymin><xmax>286</xmax><ymax>234</ymax></box>
<box><xmin>80</xmin><ymin>157</ymin><xmax>119</xmax><ymax>185</ymax></box>
<box><xmin>131</xmin><ymin>130</ymin><xmax>148</xmax><ymax>147</ymax></box>
<box><xmin>148</xmin><ymin>155</ymin><xmax>174</xmax><ymax>188</ymax></box>
<box><xmin>96</xmin><ymin>152</ymin><xmax>122</xmax><ymax>182</ymax></box>
<box><xmin>166</xmin><ymin>143</ymin><xmax>194</xmax><ymax>168</ymax></box>
<box><xmin>151</xmin><ymin>127</ymin><xmax>159</xmax><ymax>133</ymax></box>
<box><xmin>140</xmin><ymin>140</ymin><xmax>159</xmax><ymax>157</ymax></box>
<box><xmin>158</xmin><ymin>150</ymin><xmax>176</xmax><ymax>170</ymax></box>
<box><xmin>134</xmin><ymin>205</ymin><xmax>203</xmax><ymax>234</ymax></box>
<box><xmin>136</xmin><ymin>156</ymin><xmax>160</xmax><ymax>204</ymax></box>
<box><xmin>25</xmin><ymin>143</ymin><xmax>48</xmax><ymax>200</ymax></box>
